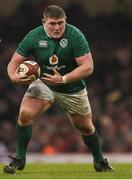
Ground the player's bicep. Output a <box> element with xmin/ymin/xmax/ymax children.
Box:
<box><xmin>16</xmin><ymin>32</ymin><xmax>33</xmax><ymax>57</ymax></box>
<box><xmin>8</xmin><ymin>52</ymin><xmax>28</xmax><ymax>73</ymax></box>
<box><xmin>73</xmin><ymin>34</ymin><xmax>90</xmax><ymax>58</ymax></box>
<box><xmin>10</xmin><ymin>51</ymin><xmax>28</xmax><ymax>65</ymax></box>
<box><xmin>75</xmin><ymin>52</ymin><xmax>94</xmax><ymax>67</ymax></box>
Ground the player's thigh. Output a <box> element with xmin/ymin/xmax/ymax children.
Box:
<box><xmin>18</xmin><ymin>96</ymin><xmax>52</xmax><ymax>125</ymax></box>
<box><xmin>54</xmin><ymin>88</ymin><xmax>92</xmax><ymax>115</ymax></box>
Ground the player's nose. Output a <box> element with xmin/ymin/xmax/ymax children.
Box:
<box><xmin>54</xmin><ymin>24</ymin><xmax>60</xmax><ymax>30</ymax></box>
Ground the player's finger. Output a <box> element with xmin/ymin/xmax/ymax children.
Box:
<box><xmin>21</xmin><ymin>78</ymin><xmax>31</xmax><ymax>82</ymax></box>
<box><xmin>19</xmin><ymin>74</ymin><xmax>28</xmax><ymax>79</ymax></box>
<box><xmin>43</xmin><ymin>73</ymin><xmax>53</xmax><ymax>78</ymax></box>
<box><xmin>42</xmin><ymin>77</ymin><xmax>52</xmax><ymax>81</ymax></box>
<box><xmin>52</xmin><ymin>68</ymin><xmax>60</xmax><ymax>75</ymax></box>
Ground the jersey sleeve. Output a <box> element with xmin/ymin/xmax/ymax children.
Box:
<box><xmin>16</xmin><ymin>32</ymin><xmax>33</xmax><ymax>57</ymax></box>
<box><xmin>72</xmin><ymin>30</ymin><xmax>90</xmax><ymax>58</ymax></box>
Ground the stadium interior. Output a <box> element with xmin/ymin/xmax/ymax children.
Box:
<box><xmin>0</xmin><ymin>0</ymin><xmax>132</xmax><ymax>162</ymax></box>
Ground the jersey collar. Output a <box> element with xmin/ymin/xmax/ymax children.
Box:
<box><xmin>43</xmin><ymin>25</ymin><xmax>51</xmax><ymax>38</ymax></box>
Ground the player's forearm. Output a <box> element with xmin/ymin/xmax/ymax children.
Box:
<box><xmin>7</xmin><ymin>52</ymin><xmax>27</xmax><ymax>81</ymax></box>
<box><xmin>7</xmin><ymin>58</ymin><xmax>21</xmax><ymax>82</ymax></box>
<box><xmin>63</xmin><ymin>63</ymin><xmax>93</xmax><ymax>83</ymax></box>
<box><xmin>7</xmin><ymin>62</ymin><xmax>17</xmax><ymax>80</ymax></box>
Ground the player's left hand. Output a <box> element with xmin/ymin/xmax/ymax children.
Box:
<box><xmin>40</xmin><ymin>68</ymin><xmax>63</xmax><ymax>85</ymax></box>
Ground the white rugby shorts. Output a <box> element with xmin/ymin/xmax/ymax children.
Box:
<box><xmin>25</xmin><ymin>79</ymin><xmax>92</xmax><ymax>115</ymax></box>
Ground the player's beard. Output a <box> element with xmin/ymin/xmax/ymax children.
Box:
<box><xmin>44</xmin><ymin>25</ymin><xmax>65</xmax><ymax>39</ymax></box>
<box><xmin>51</xmin><ymin>30</ymin><xmax>65</xmax><ymax>39</ymax></box>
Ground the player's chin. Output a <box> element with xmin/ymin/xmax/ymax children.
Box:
<box><xmin>52</xmin><ymin>34</ymin><xmax>63</xmax><ymax>39</ymax></box>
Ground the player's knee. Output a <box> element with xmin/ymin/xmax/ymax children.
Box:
<box><xmin>76</xmin><ymin>124</ymin><xmax>95</xmax><ymax>135</ymax></box>
<box><xmin>18</xmin><ymin>109</ymin><xmax>34</xmax><ymax>125</ymax></box>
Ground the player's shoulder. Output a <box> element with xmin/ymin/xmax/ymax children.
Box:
<box><xmin>27</xmin><ymin>25</ymin><xmax>44</xmax><ymax>36</ymax></box>
<box><xmin>66</xmin><ymin>24</ymin><xmax>84</xmax><ymax>36</ymax></box>
<box><xmin>66</xmin><ymin>24</ymin><xmax>87</xmax><ymax>44</ymax></box>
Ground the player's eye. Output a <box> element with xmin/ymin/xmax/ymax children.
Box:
<box><xmin>49</xmin><ymin>22</ymin><xmax>56</xmax><ymax>26</ymax></box>
<box><xmin>49</xmin><ymin>21</ymin><xmax>64</xmax><ymax>26</ymax></box>
<box><xmin>58</xmin><ymin>21</ymin><xmax>64</xmax><ymax>26</ymax></box>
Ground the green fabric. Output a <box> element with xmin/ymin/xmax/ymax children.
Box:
<box><xmin>82</xmin><ymin>130</ymin><xmax>104</xmax><ymax>163</ymax></box>
<box><xmin>16</xmin><ymin>24</ymin><xmax>90</xmax><ymax>93</ymax></box>
<box><xmin>16</xmin><ymin>125</ymin><xmax>32</xmax><ymax>159</ymax></box>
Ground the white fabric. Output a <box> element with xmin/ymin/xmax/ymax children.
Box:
<box><xmin>25</xmin><ymin>79</ymin><xmax>91</xmax><ymax>115</ymax></box>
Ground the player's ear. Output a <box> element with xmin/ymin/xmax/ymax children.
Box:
<box><xmin>42</xmin><ymin>19</ymin><xmax>45</xmax><ymax>24</ymax></box>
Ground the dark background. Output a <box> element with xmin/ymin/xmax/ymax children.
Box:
<box><xmin>0</xmin><ymin>0</ymin><xmax>132</xmax><ymax>155</ymax></box>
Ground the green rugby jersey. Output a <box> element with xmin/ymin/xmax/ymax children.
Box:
<box><xmin>17</xmin><ymin>24</ymin><xmax>90</xmax><ymax>93</ymax></box>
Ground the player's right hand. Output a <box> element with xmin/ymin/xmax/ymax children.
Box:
<box><xmin>9</xmin><ymin>68</ymin><xmax>32</xmax><ymax>85</ymax></box>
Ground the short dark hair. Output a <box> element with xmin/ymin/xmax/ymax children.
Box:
<box><xmin>43</xmin><ymin>5</ymin><xmax>66</xmax><ymax>19</ymax></box>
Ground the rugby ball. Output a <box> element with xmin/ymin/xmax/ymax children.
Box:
<box><xmin>18</xmin><ymin>60</ymin><xmax>41</xmax><ymax>82</ymax></box>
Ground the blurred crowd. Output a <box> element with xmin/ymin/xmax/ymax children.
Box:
<box><xmin>0</xmin><ymin>0</ymin><xmax>132</xmax><ymax>155</ymax></box>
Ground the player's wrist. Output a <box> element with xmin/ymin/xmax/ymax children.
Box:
<box><xmin>62</xmin><ymin>75</ymin><xmax>68</xmax><ymax>84</ymax></box>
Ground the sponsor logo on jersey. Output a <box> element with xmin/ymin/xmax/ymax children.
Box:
<box><xmin>39</xmin><ymin>40</ymin><xmax>48</xmax><ymax>47</ymax></box>
<box><xmin>60</xmin><ymin>38</ymin><xmax>68</xmax><ymax>48</ymax></box>
<box><xmin>49</xmin><ymin>54</ymin><xmax>58</xmax><ymax>65</ymax></box>
<box><xmin>43</xmin><ymin>65</ymin><xmax>66</xmax><ymax>71</ymax></box>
